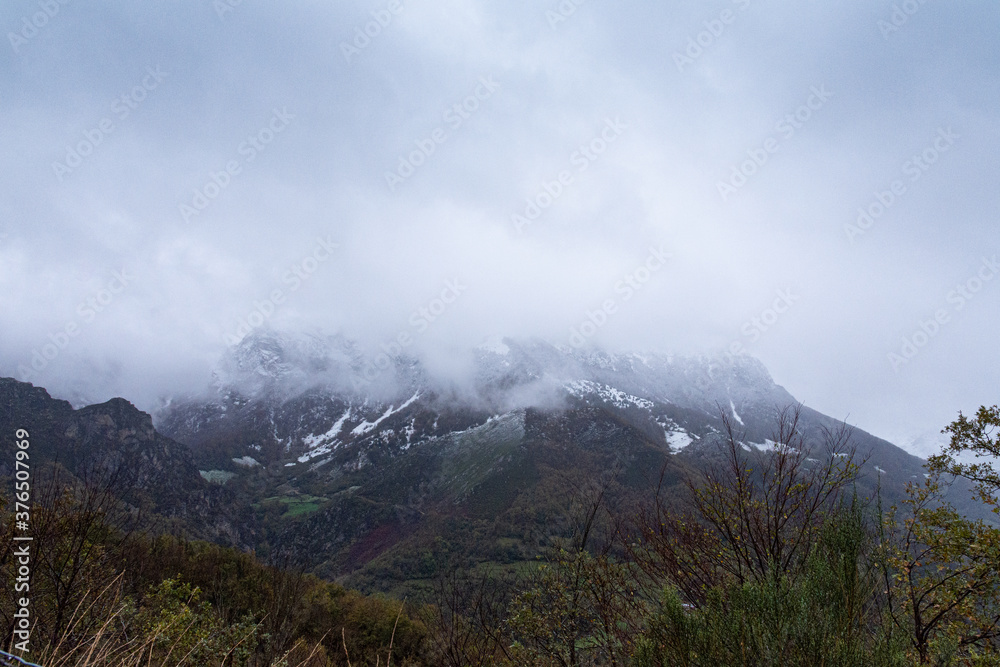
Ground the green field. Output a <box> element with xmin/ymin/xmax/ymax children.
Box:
<box><xmin>255</xmin><ymin>493</ymin><xmax>327</xmax><ymax>517</ymax></box>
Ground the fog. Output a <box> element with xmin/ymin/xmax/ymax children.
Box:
<box><xmin>1</xmin><ymin>0</ymin><xmax>998</xmax><ymax>454</ymax></box>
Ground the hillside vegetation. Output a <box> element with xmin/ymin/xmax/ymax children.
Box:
<box><xmin>4</xmin><ymin>392</ymin><xmax>1000</xmax><ymax>665</ymax></box>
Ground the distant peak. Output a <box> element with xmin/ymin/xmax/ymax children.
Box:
<box><xmin>206</xmin><ymin>327</ymin><xmax>785</xmax><ymax>411</ymax></box>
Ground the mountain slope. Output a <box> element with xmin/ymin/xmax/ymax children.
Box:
<box><xmin>152</xmin><ymin>331</ymin><xmax>943</xmax><ymax>592</ymax></box>
<box><xmin>0</xmin><ymin>378</ymin><xmax>254</xmax><ymax>546</ymax></box>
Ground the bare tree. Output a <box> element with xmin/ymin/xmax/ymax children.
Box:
<box><xmin>631</xmin><ymin>405</ymin><xmax>863</xmax><ymax>605</ymax></box>
<box><xmin>430</xmin><ymin>565</ymin><xmax>515</xmax><ymax>666</ymax></box>
<box><xmin>505</xmin><ymin>467</ymin><xmax>645</xmax><ymax>667</ymax></box>
<box><xmin>1</xmin><ymin>460</ymin><xmax>145</xmax><ymax>653</ymax></box>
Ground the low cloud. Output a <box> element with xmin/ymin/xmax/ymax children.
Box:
<box><xmin>1</xmin><ymin>1</ymin><xmax>998</xmax><ymax>449</ymax></box>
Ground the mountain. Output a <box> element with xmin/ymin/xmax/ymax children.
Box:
<box><xmin>151</xmin><ymin>330</ymin><xmax>946</xmax><ymax>593</ymax></box>
<box><xmin>158</xmin><ymin>330</ymin><xmax>821</xmax><ymax>466</ymax></box>
<box><xmin>0</xmin><ymin>378</ymin><xmax>254</xmax><ymax>547</ymax></box>
<box><xmin>1</xmin><ymin>328</ymin><xmax>962</xmax><ymax>597</ymax></box>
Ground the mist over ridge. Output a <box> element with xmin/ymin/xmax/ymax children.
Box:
<box><xmin>1</xmin><ymin>1</ymin><xmax>998</xmax><ymax>456</ymax></box>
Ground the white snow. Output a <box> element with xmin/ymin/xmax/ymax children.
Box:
<box><xmin>352</xmin><ymin>406</ymin><xmax>395</xmax><ymax>435</ymax></box>
<box><xmin>665</xmin><ymin>429</ymin><xmax>694</xmax><ymax>454</ymax></box>
<box><xmin>303</xmin><ymin>409</ymin><xmax>351</xmax><ymax>449</ymax></box>
<box><xmin>565</xmin><ymin>380</ymin><xmax>654</xmax><ymax>410</ymax></box>
<box><xmin>730</xmin><ymin>400</ymin><xmax>744</xmax><ymax>425</ymax></box>
<box><xmin>299</xmin><ymin>439</ymin><xmax>340</xmax><ymax>463</ymax></box>
<box><xmin>401</xmin><ymin>418</ymin><xmax>417</xmax><ymax>450</ymax></box>
<box><xmin>232</xmin><ymin>456</ymin><xmax>260</xmax><ymax>467</ymax></box>
<box><xmin>351</xmin><ymin>391</ymin><xmax>421</xmax><ymax>435</ymax></box>
<box><xmin>746</xmin><ymin>439</ymin><xmax>798</xmax><ymax>454</ymax></box>
<box><xmin>743</xmin><ymin>440</ymin><xmax>772</xmax><ymax>452</ymax></box>
<box><xmin>398</xmin><ymin>390</ymin><xmax>421</xmax><ymax>411</ymax></box>
<box><xmin>297</xmin><ymin>409</ymin><xmax>354</xmax><ymax>463</ymax></box>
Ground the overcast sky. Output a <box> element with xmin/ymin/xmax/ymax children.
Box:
<box><xmin>1</xmin><ymin>0</ymin><xmax>997</xmax><ymax>454</ymax></box>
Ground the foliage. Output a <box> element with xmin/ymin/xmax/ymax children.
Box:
<box><xmin>635</xmin><ymin>505</ymin><xmax>907</xmax><ymax>667</ymax></box>
<box><xmin>132</xmin><ymin>578</ymin><xmax>261</xmax><ymax>665</ymax></box>
<box><xmin>630</xmin><ymin>407</ymin><xmax>861</xmax><ymax>606</ymax></box>
<box><xmin>0</xmin><ymin>465</ymin><xmax>431</xmax><ymax>666</ymax></box>
<box><xmin>881</xmin><ymin>474</ymin><xmax>1000</xmax><ymax>664</ymax></box>
<box><xmin>928</xmin><ymin>405</ymin><xmax>1000</xmax><ymax>511</ymax></box>
<box><xmin>11</xmin><ymin>404</ymin><xmax>1000</xmax><ymax>666</ymax></box>
<box><xmin>506</xmin><ymin>549</ymin><xmax>638</xmax><ymax>666</ymax></box>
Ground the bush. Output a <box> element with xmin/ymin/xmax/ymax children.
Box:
<box><xmin>635</xmin><ymin>506</ymin><xmax>908</xmax><ymax>667</ymax></box>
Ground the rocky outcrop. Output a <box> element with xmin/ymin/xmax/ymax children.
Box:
<box><xmin>0</xmin><ymin>378</ymin><xmax>255</xmax><ymax>548</ymax></box>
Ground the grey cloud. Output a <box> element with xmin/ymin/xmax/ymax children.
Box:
<box><xmin>0</xmin><ymin>0</ymin><xmax>998</xmax><ymax>450</ymax></box>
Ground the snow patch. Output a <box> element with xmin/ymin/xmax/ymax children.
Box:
<box><xmin>401</xmin><ymin>418</ymin><xmax>417</xmax><ymax>450</ymax></box>
<box><xmin>298</xmin><ymin>409</ymin><xmax>354</xmax><ymax>463</ymax></box>
<box><xmin>745</xmin><ymin>439</ymin><xmax>798</xmax><ymax>454</ymax></box>
<box><xmin>565</xmin><ymin>380</ymin><xmax>654</xmax><ymax>410</ymax></box>
<box><xmin>299</xmin><ymin>440</ymin><xmax>339</xmax><ymax>463</ymax></box>
<box><xmin>303</xmin><ymin>409</ymin><xmax>351</xmax><ymax>449</ymax></box>
<box><xmin>351</xmin><ymin>392</ymin><xmax>421</xmax><ymax>435</ymax></box>
<box><xmin>352</xmin><ymin>406</ymin><xmax>395</xmax><ymax>435</ymax></box>
<box><xmin>665</xmin><ymin>429</ymin><xmax>694</xmax><ymax>454</ymax></box>
<box><xmin>730</xmin><ymin>400</ymin><xmax>744</xmax><ymax>425</ymax></box>
<box><xmin>232</xmin><ymin>456</ymin><xmax>260</xmax><ymax>467</ymax></box>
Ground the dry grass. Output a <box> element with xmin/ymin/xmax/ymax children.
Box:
<box><xmin>11</xmin><ymin>576</ymin><xmax>338</xmax><ymax>667</ymax></box>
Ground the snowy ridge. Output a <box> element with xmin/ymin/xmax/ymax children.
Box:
<box><xmin>351</xmin><ymin>392</ymin><xmax>420</xmax><ymax>435</ymax></box>
<box><xmin>147</xmin><ymin>328</ymin><xmax>939</xmax><ymax>563</ymax></box>
<box><xmin>565</xmin><ymin>380</ymin><xmax>654</xmax><ymax>410</ymax></box>
<box><xmin>303</xmin><ymin>409</ymin><xmax>351</xmax><ymax>449</ymax></box>
<box><xmin>298</xmin><ymin>409</ymin><xmax>352</xmax><ymax>463</ymax></box>
<box><xmin>159</xmin><ymin>331</ymin><xmax>806</xmax><ymax>474</ymax></box>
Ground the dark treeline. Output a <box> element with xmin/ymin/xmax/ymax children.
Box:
<box><xmin>3</xmin><ymin>405</ymin><xmax>1000</xmax><ymax>666</ymax></box>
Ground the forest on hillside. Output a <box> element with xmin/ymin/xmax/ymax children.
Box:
<box><xmin>3</xmin><ymin>405</ymin><xmax>1000</xmax><ymax>666</ymax></box>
